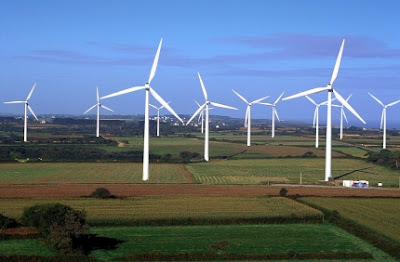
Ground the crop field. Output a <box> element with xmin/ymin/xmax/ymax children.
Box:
<box><xmin>302</xmin><ymin>198</ymin><xmax>400</xmax><ymax>243</ymax></box>
<box><xmin>0</xmin><ymin>196</ymin><xmax>322</xmax><ymax>224</ymax></box>
<box><xmin>186</xmin><ymin>158</ymin><xmax>400</xmax><ymax>186</ymax></box>
<box><xmin>0</xmin><ymin>162</ymin><xmax>194</xmax><ymax>184</ymax></box>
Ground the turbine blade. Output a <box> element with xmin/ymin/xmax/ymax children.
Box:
<box><xmin>330</xmin><ymin>39</ymin><xmax>345</xmax><ymax>85</ymax></box>
<box><xmin>150</xmin><ymin>88</ymin><xmax>184</xmax><ymax>123</ymax></box>
<box><xmin>368</xmin><ymin>93</ymin><xmax>384</xmax><ymax>107</ymax></box>
<box><xmin>101</xmin><ymin>105</ymin><xmax>114</xmax><ymax>112</ymax></box>
<box><xmin>101</xmin><ymin>85</ymin><xmax>146</xmax><ymax>99</ymax></box>
<box><xmin>27</xmin><ymin>105</ymin><xmax>38</xmax><ymax>121</ymax></box>
<box><xmin>283</xmin><ymin>86</ymin><xmax>329</xmax><ymax>101</ymax></box>
<box><xmin>148</xmin><ymin>38</ymin><xmax>162</xmax><ymax>84</ymax></box>
<box><xmin>197</xmin><ymin>72</ymin><xmax>208</xmax><ymax>101</ymax></box>
<box><xmin>26</xmin><ymin>83</ymin><xmax>37</xmax><ymax>101</ymax></box>
<box><xmin>244</xmin><ymin>106</ymin><xmax>250</xmax><ymax>127</ymax></box>
<box><xmin>274</xmin><ymin>108</ymin><xmax>280</xmax><ymax>122</ymax></box>
<box><xmin>305</xmin><ymin>95</ymin><xmax>317</xmax><ymax>106</ymax></box>
<box><xmin>96</xmin><ymin>86</ymin><xmax>100</xmax><ymax>103</ymax></box>
<box><xmin>387</xmin><ymin>99</ymin><xmax>400</xmax><ymax>107</ymax></box>
<box><xmin>4</xmin><ymin>100</ymin><xmax>26</xmax><ymax>104</ymax></box>
<box><xmin>346</xmin><ymin>94</ymin><xmax>352</xmax><ymax>102</ymax></box>
<box><xmin>313</xmin><ymin>107</ymin><xmax>317</xmax><ymax>127</ymax></box>
<box><xmin>209</xmin><ymin>101</ymin><xmax>237</xmax><ymax>110</ymax></box>
<box><xmin>259</xmin><ymin>102</ymin><xmax>273</xmax><ymax>106</ymax></box>
<box><xmin>197</xmin><ymin>110</ymin><xmax>203</xmax><ymax>124</ymax></box>
<box><xmin>333</xmin><ymin>90</ymin><xmax>366</xmax><ymax>124</ymax></box>
<box><xmin>232</xmin><ymin>89</ymin><xmax>249</xmax><ymax>104</ymax></box>
<box><xmin>186</xmin><ymin>104</ymin><xmax>206</xmax><ymax>125</ymax></box>
<box><xmin>159</xmin><ymin>101</ymin><xmax>171</xmax><ymax>110</ymax></box>
<box><xmin>84</xmin><ymin>104</ymin><xmax>98</xmax><ymax>114</ymax></box>
<box><xmin>194</xmin><ymin>100</ymin><xmax>201</xmax><ymax>107</ymax></box>
<box><xmin>149</xmin><ymin>104</ymin><xmax>158</xmax><ymax>110</ymax></box>
<box><xmin>342</xmin><ymin>109</ymin><xmax>348</xmax><ymax>123</ymax></box>
<box><xmin>273</xmin><ymin>92</ymin><xmax>285</xmax><ymax>105</ymax></box>
<box><xmin>252</xmin><ymin>95</ymin><xmax>270</xmax><ymax>104</ymax></box>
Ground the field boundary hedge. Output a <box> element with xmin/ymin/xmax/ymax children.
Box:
<box><xmin>297</xmin><ymin>198</ymin><xmax>400</xmax><ymax>259</ymax></box>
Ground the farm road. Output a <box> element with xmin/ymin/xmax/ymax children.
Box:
<box><xmin>0</xmin><ymin>184</ymin><xmax>399</xmax><ymax>198</ymax></box>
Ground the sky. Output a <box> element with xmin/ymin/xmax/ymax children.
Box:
<box><xmin>1</xmin><ymin>0</ymin><xmax>400</xmax><ymax>128</ymax></box>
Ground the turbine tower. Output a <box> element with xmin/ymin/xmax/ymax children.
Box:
<box><xmin>4</xmin><ymin>83</ymin><xmax>38</xmax><ymax>142</ymax></box>
<box><xmin>283</xmin><ymin>39</ymin><xmax>366</xmax><ymax>181</ymax></box>
<box><xmin>232</xmin><ymin>89</ymin><xmax>269</xmax><ymax>146</ymax></box>
<box><xmin>101</xmin><ymin>39</ymin><xmax>183</xmax><ymax>181</ymax></box>
<box><xmin>368</xmin><ymin>93</ymin><xmax>400</xmax><ymax>149</ymax></box>
<box><xmin>260</xmin><ymin>92</ymin><xmax>284</xmax><ymax>138</ymax></box>
<box><xmin>186</xmin><ymin>72</ymin><xmax>237</xmax><ymax>161</ymax></box>
<box><xmin>84</xmin><ymin>87</ymin><xmax>114</xmax><ymax>138</ymax></box>
<box><xmin>149</xmin><ymin>101</ymin><xmax>170</xmax><ymax>137</ymax></box>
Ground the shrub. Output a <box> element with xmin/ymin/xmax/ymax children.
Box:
<box><xmin>279</xmin><ymin>187</ymin><xmax>288</xmax><ymax>197</ymax></box>
<box><xmin>20</xmin><ymin>203</ymin><xmax>89</xmax><ymax>254</ymax></box>
<box><xmin>89</xmin><ymin>187</ymin><xmax>112</xmax><ymax>199</ymax></box>
<box><xmin>0</xmin><ymin>213</ymin><xmax>18</xmax><ymax>229</ymax></box>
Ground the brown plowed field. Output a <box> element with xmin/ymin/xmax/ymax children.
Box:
<box><xmin>0</xmin><ymin>184</ymin><xmax>399</xmax><ymax>198</ymax></box>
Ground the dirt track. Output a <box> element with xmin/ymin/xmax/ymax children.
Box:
<box><xmin>0</xmin><ymin>184</ymin><xmax>399</xmax><ymax>198</ymax></box>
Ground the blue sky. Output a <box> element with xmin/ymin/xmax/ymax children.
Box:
<box><xmin>1</xmin><ymin>0</ymin><xmax>400</xmax><ymax>127</ymax></box>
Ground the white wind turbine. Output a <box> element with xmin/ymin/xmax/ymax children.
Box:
<box><xmin>101</xmin><ymin>39</ymin><xmax>184</xmax><ymax>181</ymax></box>
<box><xmin>305</xmin><ymin>95</ymin><xmax>330</xmax><ymax>148</ymax></box>
<box><xmin>84</xmin><ymin>87</ymin><xmax>114</xmax><ymax>138</ymax></box>
<box><xmin>368</xmin><ymin>93</ymin><xmax>400</xmax><ymax>149</ymax></box>
<box><xmin>260</xmin><ymin>92</ymin><xmax>284</xmax><ymax>138</ymax></box>
<box><xmin>283</xmin><ymin>39</ymin><xmax>366</xmax><ymax>181</ymax></box>
<box><xmin>149</xmin><ymin>101</ymin><xmax>170</xmax><ymax>137</ymax></box>
<box><xmin>232</xmin><ymin>90</ymin><xmax>269</xmax><ymax>146</ymax></box>
<box><xmin>4</xmin><ymin>83</ymin><xmax>38</xmax><ymax>142</ymax></box>
<box><xmin>186</xmin><ymin>72</ymin><xmax>237</xmax><ymax>161</ymax></box>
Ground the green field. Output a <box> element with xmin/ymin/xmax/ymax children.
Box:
<box><xmin>302</xmin><ymin>198</ymin><xmax>400</xmax><ymax>243</ymax></box>
<box><xmin>0</xmin><ymin>196</ymin><xmax>322</xmax><ymax>224</ymax></box>
<box><xmin>186</xmin><ymin>158</ymin><xmax>400</xmax><ymax>186</ymax></box>
<box><xmin>89</xmin><ymin>224</ymin><xmax>389</xmax><ymax>261</ymax></box>
<box><xmin>1</xmin><ymin>157</ymin><xmax>399</xmax><ymax>186</ymax></box>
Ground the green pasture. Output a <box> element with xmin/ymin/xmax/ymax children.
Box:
<box><xmin>1</xmin><ymin>157</ymin><xmax>399</xmax><ymax>185</ymax></box>
<box><xmin>0</xmin><ymin>239</ymin><xmax>54</xmax><ymax>256</ymax></box>
<box><xmin>186</xmin><ymin>158</ymin><xmax>400</xmax><ymax>186</ymax></box>
<box><xmin>88</xmin><ymin>224</ymin><xmax>388</xmax><ymax>261</ymax></box>
<box><xmin>0</xmin><ymin>162</ymin><xmax>193</xmax><ymax>184</ymax></box>
<box><xmin>0</xmin><ymin>196</ymin><xmax>321</xmax><ymax>224</ymax></box>
<box><xmin>302</xmin><ymin>198</ymin><xmax>400</xmax><ymax>243</ymax></box>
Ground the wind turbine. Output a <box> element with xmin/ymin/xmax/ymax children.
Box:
<box><xmin>84</xmin><ymin>87</ymin><xmax>114</xmax><ymax>138</ymax></box>
<box><xmin>305</xmin><ymin>95</ymin><xmax>330</xmax><ymax>148</ymax></box>
<box><xmin>4</xmin><ymin>83</ymin><xmax>38</xmax><ymax>142</ymax></box>
<box><xmin>101</xmin><ymin>39</ymin><xmax>184</xmax><ymax>181</ymax></box>
<box><xmin>283</xmin><ymin>39</ymin><xmax>366</xmax><ymax>181</ymax></box>
<box><xmin>186</xmin><ymin>72</ymin><xmax>237</xmax><ymax>161</ymax></box>
<box><xmin>260</xmin><ymin>92</ymin><xmax>284</xmax><ymax>138</ymax></box>
<box><xmin>232</xmin><ymin>90</ymin><xmax>269</xmax><ymax>146</ymax></box>
<box><xmin>368</xmin><ymin>93</ymin><xmax>400</xmax><ymax>149</ymax></box>
<box><xmin>149</xmin><ymin>101</ymin><xmax>170</xmax><ymax>137</ymax></box>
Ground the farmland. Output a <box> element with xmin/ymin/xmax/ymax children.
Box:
<box><xmin>1</xmin><ymin>126</ymin><xmax>400</xmax><ymax>261</ymax></box>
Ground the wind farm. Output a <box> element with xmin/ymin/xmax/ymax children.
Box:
<box><xmin>1</xmin><ymin>1</ymin><xmax>400</xmax><ymax>261</ymax></box>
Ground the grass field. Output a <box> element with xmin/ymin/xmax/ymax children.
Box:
<box><xmin>186</xmin><ymin>158</ymin><xmax>400</xmax><ymax>186</ymax></box>
<box><xmin>0</xmin><ymin>239</ymin><xmax>54</xmax><ymax>256</ymax></box>
<box><xmin>0</xmin><ymin>196</ymin><xmax>322</xmax><ymax>224</ymax></box>
<box><xmin>302</xmin><ymin>198</ymin><xmax>400</xmax><ymax>243</ymax></box>
<box><xmin>1</xmin><ymin>158</ymin><xmax>399</xmax><ymax>186</ymax></box>
<box><xmin>89</xmin><ymin>224</ymin><xmax>392</xmax><ymax>261</ymax></box>
<box><xmin>0</xmin><ymin>162</ymin><xmax>193</xmax><ymax>184</ymax></box>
